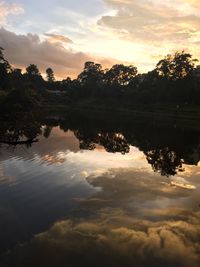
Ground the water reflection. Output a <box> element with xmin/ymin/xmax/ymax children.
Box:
<box><xmin>1</xmin><ymin>113</ymin><xmax>200</xmax><ymax>266</ymax></box>
<box><xmin>0</xmin><ymin>113</ymin><xmax>42</xmax><ymax>148</ymax></box>
<box><xmin>145</xmin><ymin>148</ymin><xmax>184</xmax><ymax>176</ymax></box>
<box><xmin>5</xmin><ymin>169</ymin><xmax>200</xmax><ymax>267</ymax></box>
<box><xmin>1</xmin><ymin>112</ymin><xmax>200</xmax><ymax>176</ymax></box>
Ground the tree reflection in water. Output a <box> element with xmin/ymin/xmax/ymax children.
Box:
<box><xmin>73</xmin><ymin>130</ymin><xmax>186</xmax><ymax>176</ymax></box>
<box><xmin>1</xmin><ymin>111</ymin><xmax>200</xmax><ymax>267</ymax></box>
<box><xmin>0</xmin><ymin>113</ymin><xmax>54</xmax><ymax>148</ymax></box>
<box><xmin>1</xmin><ymin>112</ymin><xmax>200</xmax><ymax>176</ymax></box>
<box><xmin>70</xmin><ymin>122</ymin><xmax>199</xmax><ymax>176</ymax></box>
<box><xmin>74</xmin><ymin>130</ymin><xmax>130</xmax><ymax>154</ymax></box>
<box><xmin>145</xmin><ymin>148</ymin><xmax>184</xmax><ymax>176</ymax></box>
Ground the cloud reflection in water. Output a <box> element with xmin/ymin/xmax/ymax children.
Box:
<box><xmin>6</xmin><ymin>168</ymin><xmax>200</xmax><ymax>267</ymax></box>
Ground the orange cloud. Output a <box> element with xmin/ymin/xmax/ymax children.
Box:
<box><xmin>100</xmin><ymin>0</ymin><xmax>200</xmax><ymax>43</ymax></box>
<box><xmin>0</xmin><ymin>28</ymin><xmax>119</xmax><ymax>79</ymax></box>
<box><xmin>7</xmin><ymin>167</ymin><xmax>200</xmax><ymax>267</ymax></box>
<box><xmin>98</xmin><ymin>0</ymin><xmax>200</xmax><ymax>64</ymax></box>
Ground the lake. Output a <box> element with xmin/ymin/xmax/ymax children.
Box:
<box><xmin>1</xmin><ymin>112</ymin><xmax>200</xmax><ymax>267</ymax></box>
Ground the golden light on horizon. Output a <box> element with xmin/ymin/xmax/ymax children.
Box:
<box><xmin>0</xmin><ymin>0</ymin><xmax>200</xmax><ymax>78</ymax></box>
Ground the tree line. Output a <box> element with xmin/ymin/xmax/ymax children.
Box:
<box><xmin>1</xmin><ymin>108</ymin><xmax>200</xmax><ymax>176</ymax></box>
<box><xmin>1</xmin><ymin>46</ymin><xmax>200</xmax><ymax>110</ymax></box>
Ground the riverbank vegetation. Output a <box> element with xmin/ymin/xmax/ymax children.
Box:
<box><xmin>0</xmin><ymin>47</ymin><xmax>200</xmax><ymax>115</ymax></box>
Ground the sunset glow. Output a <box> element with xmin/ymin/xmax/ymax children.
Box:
<box><xmin>0</xmin><ymin>0</ymin><xmax>200</xmax><ymax>78</ymax></box>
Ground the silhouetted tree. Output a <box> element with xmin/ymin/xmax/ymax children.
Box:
<box><xmin>105</xmin><ymin>64</ymin><xmax>138</xmax><ymax>86</ymax></box>
<box><xmin>26</xmin><ymin>64</ymin><xmax>41</xmax><ymax>77</ymax></box>
<box><xmin>61</xmin><ymin>77</ymin><xmax>72</xmax><ymax>91</ymax></box>
<box><xmin>156</xmin><ymin>51</ymin><xmax>198</xmax><ymax>80</ymax></box>
<box><xmin>62</xmin><ymin>77</ymin><xmax>72</xmax><ymax>84</ymax></box>
<box><xmin>74</xmin><ymin>130</ymin><xmax>130</xmax><ymax>154</ymax></box>
<box><xmin>1</xmin><ymin>46</ymin><xmax>200</xmax><ymax>108</ymax></box>
<box><xmin>78</xmin><ymin>62</ymin><xmax>104</xmax><ymax>87</ymax></box>
<box><xmin>25</xmin><ymin>64</ymin><xmax>44</xmax><ymax>90</ymax></box>
<box><xmin>43</xmin><ymin>125</ymin><xmax>52</xmax><ymax>138</ymax></box>
<box><xmin>46</xmin><ymin>68</ymin><xmax>55</xmax><ymax>82</ymax></box>
<box><xmin>8</xmin><ymin>68</ymin><xmax>25</xmax><ymax>90</ymax></box>
<box><xmin>145</xmin><ymin>148</ymin><xmax>183</xmax><ymax>176</ymax></box>
<box><xmin>0</xmin><ymin>47</ymin><xmax>11</xmax><ymax>89</ymax></box>
<box><xmin>0</xmin><ymin>112</ymin><xmax>42</xmax><ymax>147</ymax></box>
<box><xmin>13</xmin><ymin>68</ymin><xmax>22</xmax><ymax>76</ymax></box>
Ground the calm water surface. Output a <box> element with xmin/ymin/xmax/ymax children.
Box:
<box><xmin>1</xmin><ymin>121</ymin><xmax>200</xmax><ymax>267</ymax></box>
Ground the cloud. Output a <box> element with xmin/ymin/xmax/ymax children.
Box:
<box><xmin>0</xmin><ymin>28</ymin><xmax>118</xmax><ymax>79</ymax></box>
<box><xmin>82</xmin><ymin>168</ymin><xmax>196</xmax><ymax>213</ymax></box>
<box><xmin>0</xmin><ymin>0</ymin><xmax>199</xmax><ymax>73</ymax></box>
<box><xmin>100</xmin><ymin>0</ymin><xmax>200</xmax><ymax>42</ymax></box>
<box><xmin>98</xmin><ymin>0</ymin><xmax>200</xmax><ymax>61</ymax></box>
<box><xmin>182</xmin><ymin>0</ymin><xmax>200</xmax><ymax>9</ymax></box>
<box><xmin>44</xmin><ymin>33</ymin><xmax>73</xmax><ymax>44</ymax></box>
<box><xmin>6</xmin><ymin>168</ymin><xmax>200</xmax><ymax>267</ymax></box>
<box><xmin>0</xmin><ymin>1</ymin><xmax>24</xmax><ymax>26</ymax></box>
<box><xmin>8</xmin><ymin>209</ymin><xmax>200</xmax><ymax>267</ymax></box>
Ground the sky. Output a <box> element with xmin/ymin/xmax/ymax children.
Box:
<box><xmin>0</xmin><ymin>0</ymin><xmax>200</xmax><ymax>79</ymax></box>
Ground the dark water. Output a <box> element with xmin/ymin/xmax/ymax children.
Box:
<box><xmin>0</xmin><ymin>113</ymin><xmax>200</xmax><ymax>267</ymax></box>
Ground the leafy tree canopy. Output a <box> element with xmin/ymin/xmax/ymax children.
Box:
<box><xmin>105</xmin><ymin>64</ymin><xmax>138</xmax><ymax>86</ymax></box>
<box><xmin>156</xmin><ymin>51</ymin><xmax>198</xmax><ymax>80</ymax></box>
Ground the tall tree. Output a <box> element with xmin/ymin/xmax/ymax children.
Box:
<box><xmin>77</xmin><ymin>62</ymin><xmax>103</xmax><ymax>87</ymax></box>
<box><xmin>25</xmin><ymin>64</ymin><xmax>44</xmax><ymax>89</ymax></box>
<box><xmin>46</xmin><ymin>68</ymin><xmax>55</xmax><ymax>82</ymax></box>
<box><xmin>0</xmin><ymin>47</ymin><xmax>11</xmax><ymax>89</ymax></box>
